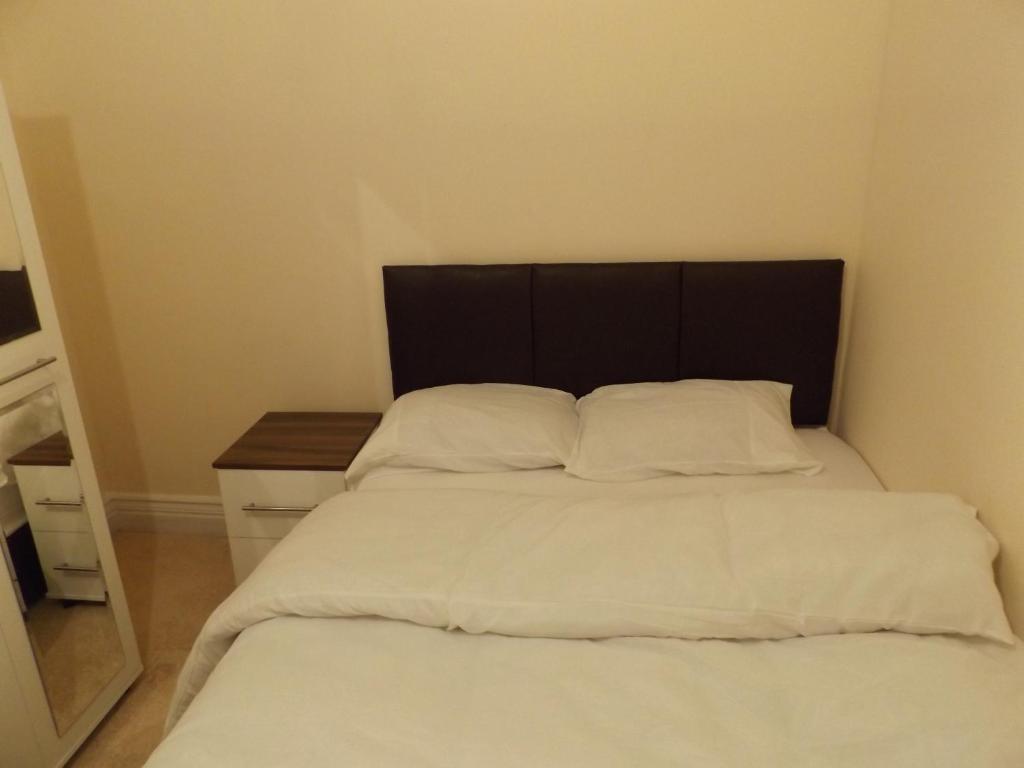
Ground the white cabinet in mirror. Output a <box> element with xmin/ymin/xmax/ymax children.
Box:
<box><xmin>0</xmin><ymin>81</ymin><xmax>141</xmax><ymax>768</ymax></box>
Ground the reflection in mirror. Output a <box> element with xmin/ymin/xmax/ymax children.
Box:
<box><xmin>0</xmin><ymin>163</ymin><xmax>42</xmax><ymax>346</ymax></box>
<box><xmin>0</xmin><ymin>386</ymin><xmax>124</xmax><ymax>734</ymax></box>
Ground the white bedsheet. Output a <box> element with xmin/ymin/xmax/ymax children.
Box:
<box><xmin>150</xmin><ymin>617</ymin><xmax>1024</xmax><ymax>767</ymax></box>
<box><xmin>358</xmin><ymin>427</ymin><xmax>883</xmax><ymax>495</ymax></box>
<box><xmin>146</xmin><ymin>471</ymin><xmax>1024</xmax><ymax>767</ymax></box>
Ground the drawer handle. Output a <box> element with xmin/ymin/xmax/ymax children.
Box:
<box><xmin>53</xmin><ymin>563</ymin><xmax>100</xmax><ymax>574</ymax></box>
<box><xmin>242</xmin><ymin>503</ymin><xmax>313</xmax><ymax>518</ymax></box>
<box><xmin>36</xmin><ymin>497</ymin><xmax>84</xmax><ymax>508</ymax></box>
<box><xmin>0</xmin><ymin>357</ymin><xmax>58</xmax><ymax>387</ymax></box>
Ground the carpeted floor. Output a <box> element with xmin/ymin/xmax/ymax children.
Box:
<box><xmin>26</xmin><ymin>596</ymin><xmax>124</xmax><ymax>735</ymax></box>
<box><xmin>66</xmin><ymin>531</ymin><xmax>234</xmax><ymax>767</ymax></box>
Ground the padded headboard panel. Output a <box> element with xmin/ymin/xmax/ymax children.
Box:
<box><xmin>383</xmin><ymin>259</ymin><xmax>843</xmax><ymax>425</ymax></box>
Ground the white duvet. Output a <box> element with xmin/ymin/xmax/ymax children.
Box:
<box><xmin>149</xmin><ymin>487</ymin><xmax>1024</xmax><ymax>767</ymax></box>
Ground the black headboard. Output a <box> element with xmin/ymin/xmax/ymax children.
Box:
<box><xmin>383</xmin><ymin>260</ymin><xmax>843</xmax><ymax>425</ymax></box>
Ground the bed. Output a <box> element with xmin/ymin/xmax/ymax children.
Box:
<box><xmin>145</xmin><ymin>261</ymin><xmax>1024</xmax><ymax>767</ymax></box>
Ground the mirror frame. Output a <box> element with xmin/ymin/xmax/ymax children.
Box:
<box><xmin>3</xmin><ymin>381</ymin><xmax>129</xmax><ymax>737</ymax></box>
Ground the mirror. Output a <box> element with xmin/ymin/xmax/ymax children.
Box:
<box><xmin>0</xmin><ymin>164</ymin><xmax>42</xmax><ymax>346</ymax></box>
<box><xmin>0</xmin><ymin>386</ymin><xmax>124</xmax><ymax>735</ymax></box>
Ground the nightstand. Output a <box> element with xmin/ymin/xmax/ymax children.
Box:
<box><xmin>9</xmin><ymin>433</ymin><xmax>105</xmax><ymax>602</ymax></box>
<box><xmin>213</xmin><ymin>412</ymin><xmax>382</xmax><ymax>584</ymax></box>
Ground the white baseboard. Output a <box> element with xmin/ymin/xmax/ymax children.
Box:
<box><xmin>105</xmin><ymin>493</ymin><xmax>226</xmax><ymax>536</ymax></box>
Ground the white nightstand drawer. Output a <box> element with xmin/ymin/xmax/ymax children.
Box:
<box><xmin>13</xmin><ymin>464</ymin><xmax>90</xmax><ymax>533</ymax></box>
<box><xmin>32</xmin><ymin>529</ymin><xmax>105</xmax><ymax>602</ymax></box>
<box><xmin>214</xmin><ymin>412</ymin><xmax>380</xmax><ymax>587</ymax></box>
<box><xmin>228</xmin><ymin>537</ymin><xmax>279</xmax><ymax>584</ymax></box>
<box><xmin>218</xmin><ymin>469</ymin><xmax>347</xmax><ymax>539</ymax></box>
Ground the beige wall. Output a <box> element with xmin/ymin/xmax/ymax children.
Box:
<box><xmin>840</xmin><ymin>0</ymin><xmax>1024</xmax><ymax>630</ymax></box>
<box><xmin>0</xmin><ymin>1</ymin><xmax>891</xmax><ymax>497</ymax></box>
<box><xmin>4</xmin><ymin>1</ymin><xmax>1021</xmax><ymax>633</ymax></box>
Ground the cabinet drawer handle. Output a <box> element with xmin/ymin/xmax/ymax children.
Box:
<box><xmin>53</xmin><ymin>564</ymin><xmax>100</xmax><ymax>574</ymax></box>
<box><xmin>242</xmin><ymin>503</ymin><xmax>314</xmax><ymax>517</ymax></box>
<box><xmin>36</xmin><ymin>497</ymin><xmax>84</xmax><ymax>508</ymax></box>
<box><xmin>0</xmin><ymin>357</ymin><xmax>58</xmax><ymax>387</ymax></box>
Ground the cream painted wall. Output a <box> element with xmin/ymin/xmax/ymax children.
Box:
<box><xmin>840</xmin><ymin>0</ymin><xmax>1024</xmax><ymax>630</ymax></box>
<box><xmin>0</xmin><ymin>1</ymin><xmax>891</xmax><ymax>495</ymax></box>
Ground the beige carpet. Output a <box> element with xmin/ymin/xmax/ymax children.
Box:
<box><xmin>26</xmin><ymin>596</ymin><xmax>124</xmax><ymax>735</ymax></box>
<box><xmin>66</xmin><ymin>531</ymin><xmax>234</xmax><ymax>767</ymax></box>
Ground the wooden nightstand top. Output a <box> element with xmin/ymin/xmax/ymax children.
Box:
<box><xmin>212</xmin><ymin>412</ymin><xmax>382</xmax><ymax>472</ymax></box>
<box><xmin>8</xmin><ymin>432</ymin><xmax>73</xmax><ymax>467</ymax></box>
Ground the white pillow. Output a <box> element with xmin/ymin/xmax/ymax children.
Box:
<box><xmin>566</xmin><ymin>380</ymin><xmax>823</xmax><ymax>481</ymax></box>
<box><xmin>346</xmin><ymin>384</ymin><xmax>577</xmax><ymax>488</ymax></box>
